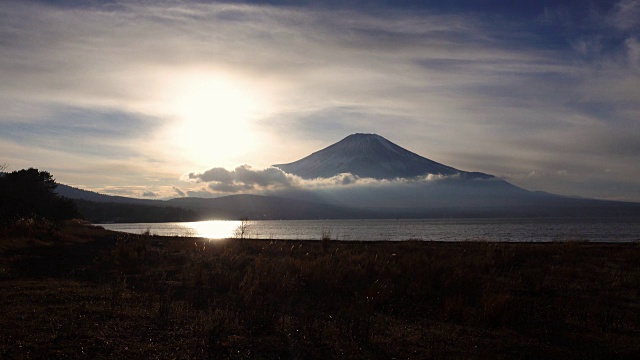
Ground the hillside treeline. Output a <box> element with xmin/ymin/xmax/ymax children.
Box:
<box><xmin>74</xmin><ymin>199</ymin><xmax>198</xmax><ymax>223</ymax></box>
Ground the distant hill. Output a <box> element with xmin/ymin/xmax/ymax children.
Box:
<box><xmin>56</xmin><ymin>184</ymin><xmax>199</xmax><ymax>223</ymax></box>
<box><xmin>73</xmin><ymin>199</ymin><xmax>198</xmax><ymax>223</ymax></box>
<box><xmin>166</xmin><ymin>194</ymin><xmax>371</xmax><ymax>220</ymax></box>
<box><xmin>55</xmin><ymin>184</ymin><xmax>158</xmax><ymax>205</ymax></box>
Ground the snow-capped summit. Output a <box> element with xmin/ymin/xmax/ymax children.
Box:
<box><xmin>273</xmin><ymin>133</ymin><xmax>493</xmax><ymax>180</ymax></box>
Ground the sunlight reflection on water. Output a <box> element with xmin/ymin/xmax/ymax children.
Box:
<box><xmin>182</xmin><ymin>220</ymin><xmax>241</xmax><ymax>239</ymax></box>
<box><xmin>101</xmin><ymin>220</ymin><xmax>242</xmax><ymax>239</ymax></box>
<box><xmin>98</xmin><ymin>218</ymin><xmax>640</xmax><ymax>242</ymax></box>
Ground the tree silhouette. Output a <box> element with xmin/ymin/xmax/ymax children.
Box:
<box><xmin>233</xmin><ymin>217</ymin><xmax>249</xmax><ymax>239</ymax></box>
<box><xmin>0</xmin><ymin>168</ymin><xmax>79</xmax><ymax>224</ymax></box>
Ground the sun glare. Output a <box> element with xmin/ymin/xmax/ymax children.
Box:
<box><xmin>163</xmin><ymin>71</ymin><xmax>269</xmax><ymax>167</ymax></box>
<box><xmin>181</xmin><ymin>220</ymin><xmax>242</xmax><ymax>239</ymax></box>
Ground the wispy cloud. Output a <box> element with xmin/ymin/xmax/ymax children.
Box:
<box><xmin>611</xmin><ymin>0</ymin><xmax>640</xmax><ymax>30</ymax></box>
<box><xmin>173</xmin><ymin>187</ymin><xmax>186</xmax><ymax>197</ymax></box>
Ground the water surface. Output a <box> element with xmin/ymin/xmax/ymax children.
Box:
<box><xmin>99</xmin><ymin>218</ymin><xmax>640</xmax><ymax>242</ymax></box>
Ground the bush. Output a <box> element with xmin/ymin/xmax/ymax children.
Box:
<box><xmin>0</xmin><ymin>216</ymin><xmax>57</xmax><ymax>242</ymax></box>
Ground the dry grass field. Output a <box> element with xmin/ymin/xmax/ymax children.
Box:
<box><xmin>1</xmin><ymin>220</ymin><xmax>640</xmax><ymax>359</ymax></box>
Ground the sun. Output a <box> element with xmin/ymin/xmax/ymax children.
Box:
<box><xmin>162</xmin><ymin>70</ymin><xmax>268</xmax><ymax>167</ymax></box>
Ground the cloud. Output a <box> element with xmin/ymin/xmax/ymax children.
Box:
<box><xmin>571</xmin><ymin>37</ymin><xmax>603</xmax><ymax>56</ymax></box>
<box><xmin>208</xmin><ymin>182</ymin><xmax>252</xmax><ymax>193</ymax></box>
<box><xmin>173</xmin><ymin>187</ymin><xmax>186</xmax><ymax>197</ymax></box>
<box><xmin>186</xmin><ymin>188</ymin><xmax>214</xmax><ymax>198</ymax></box>
<box><xmin>612</xmin><ymin>0</ymin><xmax>640</xmax><ymax>30</ymax></box>
<box><xmin>626</xmin><ymin>37</ymin><xmax>640</xmax><ymax>69</ymax></box>
<box><xmin>142</xmin><ymin>191</ymin><xmax>157</xmax><ymax>197</ymax></box>
<box><xmin>264</xmin><ymin>172</ymin><xmax>508</xmax><ymax>208</ymax></box>
<box><xmin>190</xmin><ymin>168</ymin><xmax>235</xmax><ymax>183</ymax></box>
<box><xmin>0</xmin><ymin>107</ymin><xmax>157</xmax><ymax>159</ymax></box>
<box><xmin>100</xmin><ymin>186</ymin><xmax>145</xmax><ymax>197</ymax></box>
<box><xmin>189</xmin><ymin>165</ymin><xmax>295</xmax><ymax>193</ymax></box>
<box><xmin>235</xmin><ymin>165</ymin><xmax>291</xmax><ymax>187</ymax></box>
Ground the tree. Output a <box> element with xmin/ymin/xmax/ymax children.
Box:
<box><xmin>0</xmin><ymin>168</ymin><xmax>79</xmax><ymax>224</ymax></box>
<box><xmin>233</xmin><ymin>217</ymin><xmax>249</xmax><ymax>239</ymax></box>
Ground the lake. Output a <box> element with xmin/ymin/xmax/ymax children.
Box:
<box><xmin>99</xmin><ymin>217</ymin><xmax>640</xmax><ymax>242</ymax></box>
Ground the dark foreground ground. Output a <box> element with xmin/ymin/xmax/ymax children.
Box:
<box><xmin>1</xmin><ymin>220</ymin><xmax>639</xmax><ymax>359</ymax></box>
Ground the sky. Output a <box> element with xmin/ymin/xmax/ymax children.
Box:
<box><xmin>1</xmin><ymin>0</ymin><xmax>639</xmax><ymax>202</ymax></box>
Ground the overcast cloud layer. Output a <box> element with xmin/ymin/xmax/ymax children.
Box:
<box><xmin>0</xmin><ymin>0</ymin><xmax>639</xmax><ymax>201</ymax></box>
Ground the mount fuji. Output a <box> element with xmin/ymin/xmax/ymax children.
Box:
<box><xmin>268</xmin><ymin>133</ymin><xmax>640</xmax><ymax>217</ymax></box>
<box><xmin>273</xmin><ymin>133</ymin><xmax>492</xmax><ymax>180</ymax></box>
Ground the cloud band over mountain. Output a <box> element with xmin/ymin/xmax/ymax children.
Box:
<box><xmin>186</xmin><ymin>166</ymin><xmax>481</xmax><ymax>195</ymax></box>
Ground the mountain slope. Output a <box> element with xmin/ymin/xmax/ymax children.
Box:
<box><xmin>166</xmin><ymin>194</ymin><xmax>371</xmax><ymax>220</ymax></box>
<box><xmin>55</xmin><ymin>184</ymin><xmax>158</xmax><ymax>205</ymax></box>
<box><xmin>273</xmin><ymin>133</ymin><xmax>493</xmax><ymax>180</ymax></box>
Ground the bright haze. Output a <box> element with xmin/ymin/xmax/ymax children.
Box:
<box><xmin>1</xmin><ymin>0</ymin><xmax>639</xmax><ymax>202</ymax></box>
